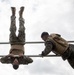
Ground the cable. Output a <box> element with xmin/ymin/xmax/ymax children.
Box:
<box><xmin>0</xmin><ymin>41</ymin><xmax>73</xmax><ymax>44</ymax></box>
<box><xmin>0</xmin><ymin>55</ymin><xmax>60</xmax><ymax>57</ymax></box>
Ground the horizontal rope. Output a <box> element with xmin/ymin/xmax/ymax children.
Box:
<box><xmin>0</xmin><ymin>42</ymin><xmax>44</xmax><ymax>44</ymax></box>
<box><xmin>0</xmin><ymin>41</ymin><xmax>73</xmax><ymax>44</ymax></box>
<box><xmin>0</xmin><ymin>55</ymin><xmax>60</xmax><ymax>57</ymax></box>
<box><xmin>26</xmin><ymin>55</ymin><xmax>61</xmax><ymax>57</ymax></box>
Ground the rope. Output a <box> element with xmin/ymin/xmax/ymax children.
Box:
<box><xmin>0</xmin><ymin>55</ymin><xmax>60</xmax><ymax>57</ymax></box>
<box><xmin>0</xmin><ymin>41</ymin><xmax>73</xmax><ymax>44</ymax></box>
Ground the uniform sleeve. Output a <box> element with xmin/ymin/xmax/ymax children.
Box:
<box><xmin>24</xmin><ymin>56</ymin><xmax>33</xmax><ymax>64</ymax></box>
<box><xmin>0</xmin><ymin>56</ymin><xmax>11</xmax><ymax>64</ymax></box>
<box><xmin>19</xmin><ymin>56</ymin><xmax>33</xmax><ymax>64</ymax></box>
<box><xmin>42</xmin><ymin>41</ymin><xmax>53</xmax><ymax>56</ymax></box>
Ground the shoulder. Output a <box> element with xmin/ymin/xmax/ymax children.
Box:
<box><xmin>45</xmin><ymin>37</ymin><xmax>55</xmax><ymax>47</ymax></box>
<box><xmin>50</xmin><ymin>33</ymin><xmax>61</xmax><ymax>37</ymax></box>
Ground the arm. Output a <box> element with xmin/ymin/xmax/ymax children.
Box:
<box><xmin>0</xmin><ymin>56</ymin><xmax>11</xmax><ymax>63</ymax></box>
<box><xmin>23</xmin><ymin>56</ymin><xmax>33</xmax><ymax>64</ymax></box>
<box><xmin>0</xmin><ymin>54</ymin><xmax>14</xmax><ymax>64</ymax></box>
<box><xmin>41</xmin><ymin>41</ymin><xmax>53</xmax><ymax>56</ymax></box>
<box><xmin>19</xmin><ymin>56</ymin><xmax>33</xmax><ymax>64</ymax></box>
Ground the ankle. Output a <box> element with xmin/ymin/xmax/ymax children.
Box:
<box><xmin>11</xmin><ymin>7</ymin><xmax>16</xmax><ymax>16</ymax></box>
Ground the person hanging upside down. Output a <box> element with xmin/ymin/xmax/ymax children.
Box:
<box><xmin>0</xmin><ymin>7</ymin><xmax>33</xmax><ymax>70</ymax></box>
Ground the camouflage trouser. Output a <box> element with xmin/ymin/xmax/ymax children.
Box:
<box><xmin>9</xmin><ymin>16</ymin><xmax>25</xmax><ymax>45</ymax></box>
<box><xmin>62</xmin><ymin>44</ymin><xmax>74</xmax><ymax>69</ymax></box>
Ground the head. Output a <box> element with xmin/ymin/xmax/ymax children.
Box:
<box><xmin>12</xmin><ymin>58</ymin><xmax>19</xmax><ymax>70</ymax></box>
<box><xmin>41</xmin><ymin>32</ymin><xmax>49</xmax><ymax>41</ymax></box>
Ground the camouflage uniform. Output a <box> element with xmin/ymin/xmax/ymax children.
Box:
<box><xmin>1</xmin><ymin>16</ymin><xmax>33</xmax><ymax>64</ymax></box>
<box><xmin>41</xmin><ymin>34</ymin><xmax>74</xmax><ymax>69</ymax></box>
<box><xmin>9</xmin><ymin>16</ymin><xmax>25</xmax><ymax>55</ymax></box>
<box><xmin>10</xmin><ymin>16</ymin><xmax>25</xmax><ymax>45</ymax></box>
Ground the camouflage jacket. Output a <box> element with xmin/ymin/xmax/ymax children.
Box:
<box><xmin>0</xmin><ymin>56</ymin><xmax>33</xmax><ymax>65</ymax></box>
<box><xmin>42</xmin><ymin>34</ymin><xmax>69</xmax><ymax>56</ymax></box>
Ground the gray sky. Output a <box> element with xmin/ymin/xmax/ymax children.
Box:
<box><xmin>0</xmin><ymin>0</ymin><xmax>74</xmax><ymax>75</ymax></box>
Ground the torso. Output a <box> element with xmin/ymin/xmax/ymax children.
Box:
<box><xmin>47</xmin><ymin>34</ymin><xmax>69</xmax><ymax>55</ymax></box>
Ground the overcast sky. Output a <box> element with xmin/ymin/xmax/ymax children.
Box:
<box><xmin>0</xmin><ymin>0</ymin><xmax>74</xmax><ymax>75</ymax></box>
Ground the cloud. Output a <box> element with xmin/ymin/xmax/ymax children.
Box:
<box><xmin>0</xmin><ymin>0</ymin><xmax>74</xmax><ymax>75</ymax></box>
<box><xmin>0</xmin><ymin>0</ymin><xmax>10</xmax><ymax>4</ymax></box>
<box><xmin>24</xmin><ymin>58</ymin><xmax>72</xmax><ymax>75</ymax></box>
<box><xmin>26</xmin><ymin>0</ymin><xmax>74</xmax><ymax>41</ymax></box>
